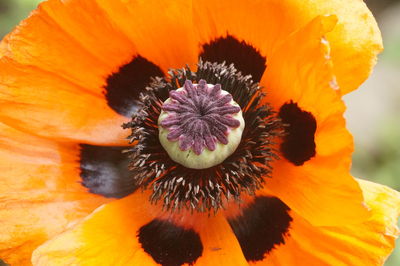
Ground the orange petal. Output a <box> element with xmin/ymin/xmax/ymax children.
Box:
<box><xmin>260</xmin><ymin>15</ymin><xmax>338</xmax><ymax>112</ymax></box>
<box><xmin>0</xmin><ymin>59</ymin><xmax>129</xmax><ymax>144</ymax></box>
<box><xmin>0</xmin><ymin>0</ymin><xmax>134</xmax><ymax>144</ymax></box>
<box><xmin>0</xmin><ymin>0</ymin><xmax>135</xmax><ymax>93</ymax></box>
<box><xmin>1</xmin><ymin>0</ymin><xmax>379</xmax><ymax>143</ymax></box>
<box><xmin>32</xmin><ymin>190</ymin><xmax>248</xmax><ymax>265</ymax></box>
<box><xmin>193</xmin><ymin>0</ymin><xmax>329</xmax><ymax>63</ymax></box>
<box><xmin>31</xmin><ymin>192</ymin><xmax>157</xmax><ymax>266</ymax></box>
<box><xmin>193</xmin><ymin>0</ymin><xmax>285</xmax><ymax>76</ymax></box>
<box><xmin>0</xmin><ymin>0</ymin><xmax>198</xmax><ymax>143</ymax></box>
<box><xmin>311</xmin><ymin>0</ymin><xmax>383</xmax><ymax>94</ymax></box>
<box><xmin>255</xmin><ymin>180</ymin><xmax>400</xmax><ymax>265</ymax></box>
<box><xmin>262</xmin><ymin>159</ymin><xmax>368</xmax><ymax>227</ymax></box>
<box><xmin>186</xmin><ymin>213</ymin><xmax>248</xmax><ymax>266</ymax></box>
<box><xmin>94</xmin><ymin>0</ymin><xmax>198</xmax><ymax>71</ymax></box>
<box><xmin>194</xmin><ymin>0</ymin><xmax>381</xmax><ymax>94</ymax></box>
<box><xmin>0</xmin><ymin>123</ymin><xmax>108</xmax><ymax>265</ymax></box>
<box><xmin>258</xmin><ymin>16</ymin><xmax>369</xmax><ymax>226</ymax></box>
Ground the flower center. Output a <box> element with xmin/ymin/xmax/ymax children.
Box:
<box><xmin>158</xmin><ymin>79</ymin><xmax>245</xmax><ymax>169</ymax></box>
<box><xmin>124</xmin><ymin>61</ymin><xmax>283</xmax><ymax>213</ymax></box>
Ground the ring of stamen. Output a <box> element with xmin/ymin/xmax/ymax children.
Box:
<box><xmin>124</xmin><ymin>60</ymin><xmax>283</xmax><ymax>213</ymax></box>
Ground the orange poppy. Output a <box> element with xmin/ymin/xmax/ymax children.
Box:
<box><xmin>0</xmin><ymin>0</ymin><xmax>398</xmax><ymax>265</ymax></box>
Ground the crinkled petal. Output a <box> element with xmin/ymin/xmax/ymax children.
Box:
<box><xmin>194</xmin><ymin>0</ymin><xmax>382</xmax><ymax>93</ymax></box>
<box><xmin>95</xmin><ymin>0</ymin><xmax>198</xmax><ymax>71</ymax></box>
<box><xmin>32</xmin><ymin>180</ymin><xmax>400</xmax><ymax>266</ymax></box>
<box><xmin>0</xmin><ymin>123</ymin><xmax>108</xmax><ymax>265</ymax></box>
<box><xmin>32</xmin><ymin>191</ymin><xmax>247</xmax><ymax>266</ymax></box>
<box><xmin>0</xmin><ymin>59</ymin><xmax>129</xmax><ymax>144</ymax></box>
<box><xmin>260</xmin><ymin>16</ymin><xmax>368</xmax><ymax>226</ymax></box>
<box><xmin>0</xmin><ymin>0</ymin><xmax>197</xmax><ymax>142</ymax></box>
<box><xmin>254</xmin><ymin>180</ymin><xmax>400</xmax><ymax>265</ymax></box>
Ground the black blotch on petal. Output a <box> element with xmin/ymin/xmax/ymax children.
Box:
<box><xmin>138</xmin><ymin>219</ymin><xmax>203</xmax><ymax>266</ymax></box>
<box><xmin>228</xmin><ymin>196</ymin><xmax>292</xmax><ymax>262</ymax></box>
<box><xmin>105</xmin><ymin>55</ymin><xmax>164</xmax><ymax>117</ymax></box>
<box><xmin>279</xmin><ymin>102</ymin><xmax>317</xmax><ymax>166</ymax></box>
<box><xmin>199</xmin><ymin>34</ymin><xmax>267</xmax><ymax>82</ymax></box>
<box><xmin>79</xmin><ymin>144</ymin><xmax>137</xmax><ymax>198</ymax></box>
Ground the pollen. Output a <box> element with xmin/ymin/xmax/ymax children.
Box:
<box><xmin>158</xmin><ymin>79</ymin><xmax>245</xmax><ymax>169</ymax></box>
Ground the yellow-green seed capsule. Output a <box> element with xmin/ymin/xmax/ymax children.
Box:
<box><xmin>158</xmin><ymin>80</ymin><xmax>245</xmax><ymax>169</ymax></box>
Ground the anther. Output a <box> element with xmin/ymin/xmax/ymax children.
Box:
<box><xmin>158</xmin><ymin>80</ymin><xmax>245</xmax><ymax>169</ymax></box>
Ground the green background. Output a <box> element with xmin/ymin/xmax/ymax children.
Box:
<box><xmin>0</xmin><ymin>0</ymin><xmax>399</xmax><ymax>265</ymax></box>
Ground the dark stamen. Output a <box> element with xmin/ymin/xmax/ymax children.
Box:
<box><xmin>124</xmin><ymin>60</ymin><xmax>283</xmax><ymax>213</ymax></box>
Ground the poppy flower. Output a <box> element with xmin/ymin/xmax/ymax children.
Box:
<box><xmin>0</xmin><ymin>0</ymin><xmax>399</xmax><ymax>265</ymax></box>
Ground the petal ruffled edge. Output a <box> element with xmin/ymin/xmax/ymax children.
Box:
<box><xmin>253</xmin><ymin>179</ymin><xmax>400</xmax><ymax>265</ymax></box>
<box><xmin>31</xmin><ymin>191</ymin><xmax>248</xmax><ymax>266</ymax></box>
<box><xmin>31</xmin><ymin>179</ymin><xmax>400</xmax><ymax>266</ymax></box>
<box><xmin>260</xmin><ymin>15</ymin><xmax>369</xmax><ymax>226</ymax></box>
<box><xmin>0</xmin><ymin>123</ymin><xmax>108</xmax><ymax>265</ymax></box>
<box><xmin>193</xmin><ymin>0</ymin><xmax>382</xmax><ymax>94</ymax></box>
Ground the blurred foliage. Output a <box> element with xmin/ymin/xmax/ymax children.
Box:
<box><xmin>0</xmin><ymin>0</ymin><xmax>42</xmax><ymax>37</ymax></box>
<box><xmin>0</xmin><ymin>0</ymin><xmax>399</xmax><ymax>265</ymax></box>
<box><xmin>383</xmin><ymin>39</ymin><xmax>400</xmax><ymax>64</ymax></box>
<box><xmin>351</xmin><ymin>114</ymin><xmax>400</xmax><ymax>266</ymax></box>
<box><xmin>365</xmin><ymin>0</ymin><xmax>400</xmax><ymax>15</ymax></box>
<box><xmin>353</xmin><ymin>116</ymin><xmax>400</xmax><ymax>191</ymax></box>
